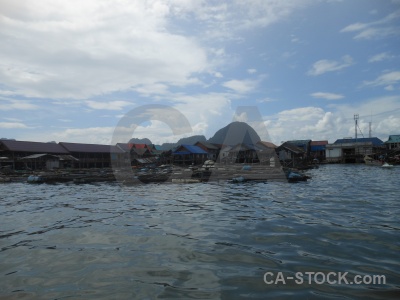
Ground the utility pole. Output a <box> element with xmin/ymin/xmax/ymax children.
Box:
<box><xmin>354</xmin><ymin>114</ymin><xmax>359</xmax><ymax>140</ymax></box>
<box><xmin>354</xmin><ymin>114</ymin><xmax>359</xmax><ymax>157</ymax></box>
<box><xmin>369</xmin><ymin>122</ymin><xmax>372</xmax><ymax>138</ymax></box>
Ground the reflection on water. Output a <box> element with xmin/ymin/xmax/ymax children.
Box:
<box><xmin>1</xmin><ymin>165</ymin><xmax>399</xmax><ymax>299</ymax></box>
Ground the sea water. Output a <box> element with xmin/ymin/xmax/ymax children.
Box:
<box><xmin>1</xmin><ymin>164</ymin><xmax>399</xmax><ymax>299</ymax></box>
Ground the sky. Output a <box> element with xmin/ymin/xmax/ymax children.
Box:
<box><xmin>1</xmin><ymin>0</ymin><xmax>400</xmax><ymax>146</ymax></box>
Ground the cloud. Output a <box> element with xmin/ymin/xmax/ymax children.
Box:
<box><xmin>264</xmin><ymin>96</ymin><xmax>400</xmax><ymax>144</ymax></box>
<box><xmin>0</xmin><ymin>1</ymin><xmax>208</xmax><ymax>99</ymax></box>
<box><xmin>307</xmin><ymin>55</ymin><xmax>353</xmax><ymax>76</ymax></box>
<box><xmin>85</xmin><ymin>100</ymin><xmax>133</xmax><ymax>111</ymax></box>
<box><xmin>368</xmin><ymin>52</ymin><xmax>394</xmax><ymax>63</ymax></box>
<box><xmin>0</xmin><ymin>122</ymin><xmax>28</xmax><ymax>129</ymax></box>
<box><xmin>311</xmin><ymin>92</ymin><xmax>344</xmax><ymax>100</ymax></box>
<box><xmin>222</xmin><ymin>78</ymin><xmax>259</xmax><ymax>93</ymax></box>
<box><xmin>363</xmin><ymin>71</ymin><xmax>400</xmax><ymax>89</ymax></box>
<box><xmin>341</xmin><ymin>10</ymin><xmax>400</xmax><ymax>39</ymax></box>
<box><xmin>0</xmin><ymin>98</ymin><xmax>38</xmax><ymax>110</ymax></box>
<box><xmin>0</xmin><ymin>0</ymin><xmax>312</xmax><ymax>101</ymax></box>
<box><xmin>247</xmin><ymin>68</ymin><xmax>257</xmax><ymax>74</ymax></box>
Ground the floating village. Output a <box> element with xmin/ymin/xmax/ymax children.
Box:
<box><xmin>0</xmin><ymin>121</ymin><xmax>399</xmax><ymax>185</ymax></box>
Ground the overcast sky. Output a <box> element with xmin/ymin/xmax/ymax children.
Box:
<box><xmin>1</xmin><ymin>0</ymin><xmax>399</xmax><ymax>145</ymax></box>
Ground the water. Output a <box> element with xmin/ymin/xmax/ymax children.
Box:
<box><xmin>1</xmin><ymin>165</ymin><xmax>399</xmax><ymax>299</ymax></box>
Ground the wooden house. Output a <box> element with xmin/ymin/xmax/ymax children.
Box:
<box><xmin>0</xmin><ymin>140</ymin><xmax>70</xmax><ymax>170</ymax></box>
<box><xmin>172</xmin><ymin>144</ymin><xmax>208</xmax><ymax>165</ymax></box>
<box><xmin>194</xmin><ymin>141</ymin><xmax>220</xmax><ymax>160</ymax></box>
<box><xmin>276</xmin><ymin>142</ymin><xmax>305</xmax><ymax>167</ymax></box>
<box><xmin>59</xmin><ymin>142</ymin><xmax>124</xmax><ymax>168</ymax></box>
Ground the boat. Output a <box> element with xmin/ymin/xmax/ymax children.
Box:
<box><xmin>382</xmin><ymin>162</ymin><xmax>394</xmax><ymax>168</ymax></box>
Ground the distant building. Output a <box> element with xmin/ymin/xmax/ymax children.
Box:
<box><xmin>286</xmin><ymin>140</ymin><xmax>311</xmax><ymax>158</ymax></box>
<box><xmin>325</xmin><ymin>137</ymin><xmax>384</xmax><ymax>163</ymax></box>
<box><xmin>194</xmin><ymin>141</ymin><xmax>220</xmax><ymax>160</ymax></box>
<box><xmin>276</xmin><ymin>142</ymin><xmax>305</xmax><ymax>167</ymax></box>
<box><xmin>0</xmin><ymin>140</ymin><xmax>70</xmax><ymax>170</ymax></box>
<box><xmin>59</xmin><ymin>142</ymin><xmax>124</xmax><ymax>168</ymax></box>
<box><xmin>172</xmin><ymin>144</ymin><xmax>208</xmax><ymax>165</ymax></box>
<box><xmin>385</xmin><ymin>135</ymin><xmax>400</xmax><ymax>150</ymax></box>
<box><xmin>310</xmin><ymin>140</ymin><xmax>328</xmax><ymax>160</ymax></box>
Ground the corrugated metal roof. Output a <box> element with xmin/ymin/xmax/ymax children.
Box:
<box><xmin>334</xmin><ymin>137</ymin><xmax>383</xmax><ymax>146</ymax></box>
<box><xmin>0</xmin><ymin>140</ymin><xmax>70</xmax><ymax>154</ymax></box>
<box><xmin>174</xmin><ymin>144</ymin><xmax>208</xmax><ymax>154</ymax></box>
<box><xmin>195</xmin><ymin>141</ymin><xmax>219</xmax><ymax>150</ymax></box>
<box><xmin>310</xmin><ymin>140</ymin><xmax>328</xmax><ymax>146</ymax></box>
<box><xmin>311</xmin><ymin>145</ymin><xmax>326</xmax><ymax>151</ymax></box>
<box><xmin>385</xmin><ymin>135</ymin><xmax>400</xmax><ymax>143</ymax></box>
<box><xmin>257</xmin><ymin>141</ymin><xmax>277</xmax><ymax>149</ymax></box>
<box><xmin>59</xmin><ymin>142</ymin><xmax>124</xmax><ymax>153</ymax></box>
<box><xmin>116</xmin><ymin>143</ymin><xmax>133</xmax><ymax>152</ymax></box>
<box><xmin>277</xmin><ymin>142</ymin><xmax>305</xmax><ymax>154</ymax></box>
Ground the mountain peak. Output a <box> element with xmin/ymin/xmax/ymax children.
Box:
<box><xmin>207</xmin><ymin>121</ymin><xmax>261</xmax><ymax>145</ymax></box>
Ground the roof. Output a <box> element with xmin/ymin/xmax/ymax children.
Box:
<box><xmin>19</xmin><ymin>154</ymin><xmax>79</xmax><ymax>161</ymax></box>
<box><xmin>277</xmin><ymin>142</ymin><xmax>305</xmax><ymax>154</ymax></box>
<box><xmin>195</xmin><ymin>141</ymin><xmax>219</xmax><ymax>150</ymax></box>
<box><xmin>257</xmin><ymin>141</ymin><xmax>277</xmax><ymax>149</ymax></box>
<box><xmin>59</xmin><ymin>142</ymin><xmax>124</xmax><ymax>153</ymax></box>
<box><xmin>310</xmin><ymin>140</ymin><xmax>328</xmax><ymax>146</ymax></box>
<box><xmin>385</xmin><ymin>135</ymin><xmax>400</xmax><ymax>143</ymax></box>
<box><xmin>334</xmin><ymin>137</ymin><xmax>384</xmax><ymax>146</ymax></box>
<box><xmin>131</xmin><ymin>148</ymin><xmax>151</xmax><ymax>156</ymax></box>
<box><xmin>229</xmin><ymin>143</ymin><xmax>265</xmax><ymax>152</ymax></box>
<box><xmin>174</xmin><ymin>144</ymin><xmax>208</xmax><ymax>154</ymax></box>
<box><xmin>286</xmin><ymin>140</ymin><xmax>311</xmax><ymax>145</ymax></box>
<box><xmin>0</xmin><ymin>140</ymin><xmax>70</xmax><ymax>154</ymax></box>
<box><xmin>116</xmin><ymin>143</ymin><xmax>133</xmax><ymax>152</ymax></box>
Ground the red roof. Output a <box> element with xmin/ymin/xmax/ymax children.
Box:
<box><xmin>310</xmin><ymin>140</ymin><xmax>328</xmax><ymax>146</ymax></box>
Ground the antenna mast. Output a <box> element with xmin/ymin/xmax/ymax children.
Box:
<box><xmin>354</xmin><ymin>114</ymin><xmax>359</xmax><ymax>140</ymax></box>
<box><xmin>369</xmin><ymin>122</ymin><xmax>372</xmax><ymax>138</ymax></box>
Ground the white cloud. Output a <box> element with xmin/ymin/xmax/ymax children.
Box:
<box><xmin>311</xmin><ymin>92</ymin><xmax>344</xmax><ymax>100</ymax></box>
<box><xmin>0</xmin><ymin>0</ymin><xmax>208</xmax><ymax>99</ymax></box>
<box><xmin>85</xmin><ymin>100</ymin><xmax>133</xmax><ymax>111</ymax></box>
<box><xmin>247</xmin><ymin>68</ymin><xmax>257</xmax><ymax>74</ymax></box>
<box><xmin>368</xmin><ymin>52</ymin><xmax>394</xmax><ymax>63</ymax></box>
<box><xmin>0</xmin><ymin>0</ymin><xmax>313</xmax><ymax>101</ymax></box>
<box><xmin>363</xmin><ymin>71</ymin><xmax>400</xmax><ymax>88</ymax></box>
<box><xmin>307</xmin><ymin>55</ymin><xmax>353</xmax><ymax>76</ymax></box>
<box><xmin>264</xmin><ymin>96</ymin><xmax>400</xmax><ymax>144</ymax></box>
<box><xmin>0</xmin><ymin>98</ymin><xmax>38</xmax><ymax>110</ymax></box>
<box><xmin>222</xmin><ymin>78</ymin><xmax>259</xmax><ymax>93</ymax></box>
<box><xmin>341</xmin><ymin>10</ymin><xmax>400</xmax><ymax>39</ymax></box>
<box><xmin>0</xmin><ymin>122</ymin><xmax>28</xmax><ymax>129</ymax></box>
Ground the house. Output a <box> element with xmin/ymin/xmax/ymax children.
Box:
<box><xmin>276</xmin><ymin>142</ymin><xmax>305</xmax><ymax>167</ymax></box>
<box><xmin>385</xmin><ymin>135</ymin><xmax>400</xmax><ymax>150</ymax></box>
<box><xmin>19</xmin><ymin>154</ymin><xmax>78</xmax><ymax>170</ymax></box>
<box><xmin>286</xmin><ymin>140</ymin><xmax>311</xmax><ymax>157</ymax></box>
<box><xmin>59</xmin><ymin>142</ymin><xmax>124</xmax><ymax>168</ymax></box>
<box><xmin>0</xmin><ymin>140</ymin><xmax>70</xmax><ymax>170</ymax></box>
<box><xmin>172</xmin><ymin>144</ymin><xmax>208</xmax><ymax>165</ymax></box>
<box><xmin>218</xmin><ymin>145</ymin><xmax>232</xmax><ymax>162</ymax></box>
<box><xmin>224</xmin><ymin>143</ymin><xmax>268</xmax><ymax>164</ymax></box>
<box><xmin>194</xmin><ymin>141</ymin><xmax>220</xmax><ymax>160</ymax></box>
<box><xmin>325</xmin><ymin>137</ymin><xmax>384</xmax><ymax>163</ymax></box>
<box><xmin>257</xmin><ymin>141</ymin><xmax>277</xmax><ymax>149</ymax></box>
<box><xmin>310</xmin><ymin>140</ymin><xmax>328</xmax><ymax>160</ymax></box>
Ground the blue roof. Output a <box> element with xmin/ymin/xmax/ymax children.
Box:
<box><xmin>173</xmin><ymin>144</ymin><xmax>208</xmax><ymax>154</ymax></box>
<box><xmin>334</xmin><ymin>137</ymin><xmax>384</xmax><ymax>146</ymax></box>
<box><xmin>311</xmin><ymin>145</ymin><xmax>326</xmax><ymax>151</ymax></box>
